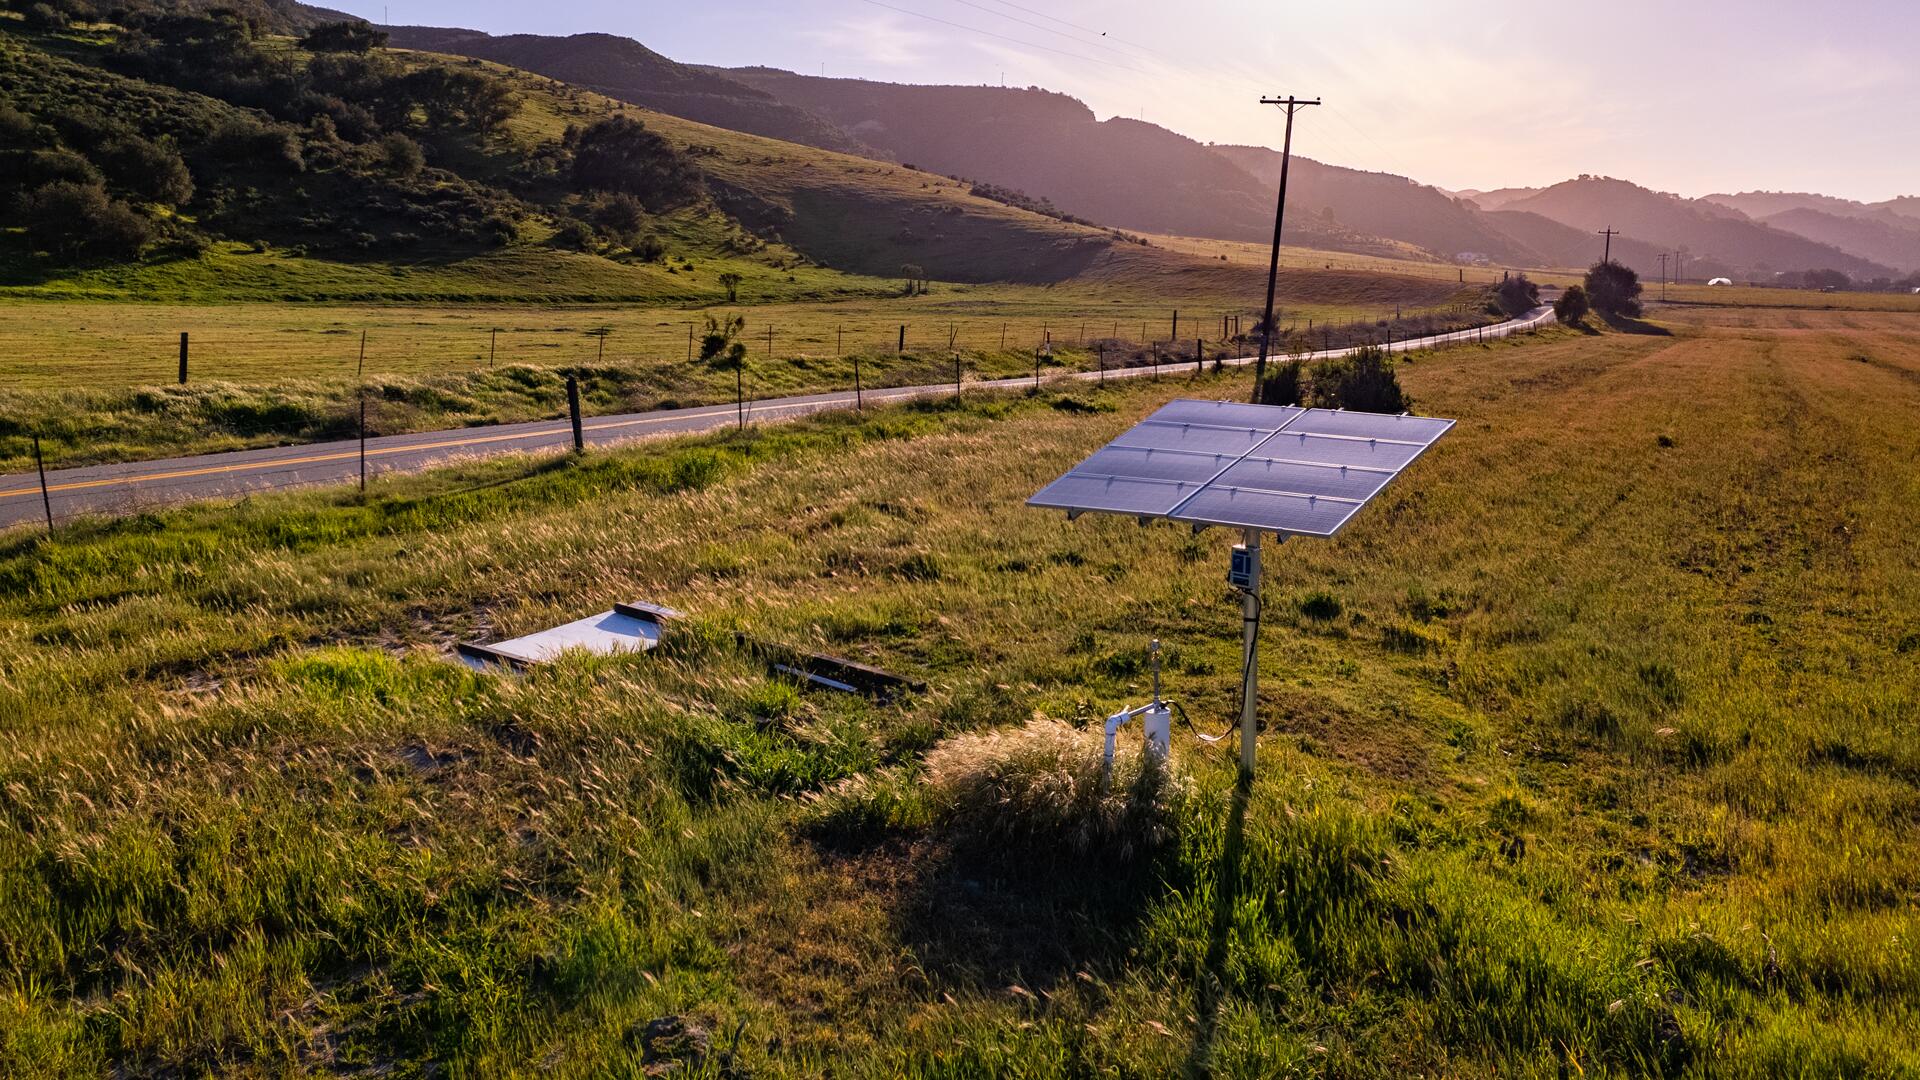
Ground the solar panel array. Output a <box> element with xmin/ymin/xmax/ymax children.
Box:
<box><xmin>1028</xmin><ymin>398</ymin><xmax>1453</xmax><ymax>537</ymax></box>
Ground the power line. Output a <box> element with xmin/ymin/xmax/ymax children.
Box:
<box><xmin>976</xmin><ymin>0</ymin><xmax>1160</xmax><ymax>55</ymax></box>
<box><xmin>943</xmin><ymin>0</ymin><xmax>1142</xmax><ymax>61</ymax></box>
<box><xmin>856</xmin><ymin>0</ymin><xmax>1151</xmax><ymax>75</ymax></box>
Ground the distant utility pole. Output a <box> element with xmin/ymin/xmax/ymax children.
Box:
<box><xmin>1598</xmin><ymin>226</ymin><xmax>1618</xmax><ymax>264</ymax></box>
<box><xmin>1252</xmin><ymin>95</ymin><xmax>1320</xmax><ymax>402</ymax></box>
<box><xmin>1657</xmin><ymin>253</ymin><xmax>1670</xmax><ymax>300</ymax></box>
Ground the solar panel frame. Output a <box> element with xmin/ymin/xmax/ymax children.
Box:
<box><xmin>1028</xmin><ymin>399</ymin><xmax>1454</xmax><ymax>537</ymax></box>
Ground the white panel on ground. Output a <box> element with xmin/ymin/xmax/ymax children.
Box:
<box><xmin>458</xmin><ymin>609</ymin><xmax>665</xmax><ymax>671</ymax></box>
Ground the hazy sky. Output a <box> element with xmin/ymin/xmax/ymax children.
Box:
<box><xmin>343</xmin><ymin>0</ymin><xmax>1919</xmax><ymax>203</ymax></box>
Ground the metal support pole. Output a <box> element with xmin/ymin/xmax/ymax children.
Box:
<box><xmin>32</xmin><ymin>435</ymin><xmax>53</xmax><ymax>535</ymax></box>
<box><xmin>358</xmin><ymin>395</ymin><xmax>367</xmax><ymax>491</ymax></box>
<box><xmin>898</xmin><ymin>324</ymin><xmax>906</xmax><ymax>355</ymax></box>
<box><xmin>1098</xmin><ymin>343</ymin><xmax>1105</xmax><ymax>383</ymax></box>
<box><xmin>954</xmin><ymin>353</ymin><xmax>962</xmax><ymax>397</ymax></box>
<box><xmin>490</xmin><ymin>328</ymin><xmax>497</xmax><ymax>367</ymax></box>
<box><xmin>736</xmin><ymin>360</ymin><xmax>745</xmax><ymax>429</ymax></box>
<box><xmin>567</xmin><ymin>375</ymin><xmax>583</xmax><ymax>452</ymax></box>
<box><xmin>853</xmin><ymin>352</ymin><xmax>863</xmax><ymax>410</ymax></box>
<box><xmin>1196</xmin><ymin>338</ymin><xmax>1204</xmax><ymax>376</ymax></box>
<box><xmin>1238</xmin><ymin>528</ymin><xmax>1263</xmax><ymax>782</ymax></box>
<box><xmin>178</xmin><ymin>332</ymin><xmax>188</xmax><ymax>384</ymax></box>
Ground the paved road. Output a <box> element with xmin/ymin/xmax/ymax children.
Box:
<box><xmin>0</xmin><ymin>306</ymin><xmax>1554</xmax><ymax>529</ymax></box>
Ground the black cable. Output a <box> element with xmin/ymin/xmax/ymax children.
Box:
<box><xmin>1173</xmin><ymin>591</ymin><xmax>1261</xmax><ymax>752</ymax></box>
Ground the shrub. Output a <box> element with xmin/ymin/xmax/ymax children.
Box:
<box><xmin>923</xmin><ymin>718</ymin><xmax>1185</xmax><ymax>864</ymax></box>
<box><xmin>568</xmin><ymin>115</ymin><xmax>702</xmax><ymax>211</ymax></box>
<box><xmin>1585</xmin><ymin>261</ymin><xmax>1643</xmax><ymax>317</ymax></box>
<box><xmin>24</xmin><ymin>3</ymin><xmax>67</xmax><ymax>29</ymax></box>
<box><xmin>16</xmin><ymin>182</ymin><xmax>153</xmax><ymax>259</ymax></box>
<box><xmin>1494</xmin><ymin>273</ymin><xmax>1540</xmax><ymax>317</ymax></box>
<box><xmin>633</xmin><ymin>234</ymin><xmax>666</xmax><ymax>262</ymax></box>
<box><xmin>20</xmin><ymin>147</ymin><xmax>102</xmax><ymax>191</ymax></box>
<box><xmin>375</xmin><ymin>132</ymin><xmax>424</xmax><ymax>177</ymax></box>
<box><xmin>98</xmin><ymin>136</ymin><xmax>193</xmax><ymax>205</ymax></box>
<box><xmin>201</xmin><ymin>117</ymin><xmax>303</xmax><ymax>172</ymax></box>
<box><xmin>1309</xmin><ymin>345</ymin><xmax>1407</xmax><ymax>412</ymax></box>
<box><xmin>299</xmin><ymin>20</ymin><xmax>387</xmax><ymax>53</ymax></box>
<box><xmin>549</xmin><ymin>217</ymin><xmax>596</xmax><ymax>250</ymax></box>
<box><xmin>0</xmin><ymin>105</ymin><xmax>38</xmax><ymax>146</ymax></box>
<box><xmin>1259</xmin><ymin>358</ymin><xmax>1304</xmax><ymax>406</ymax></box>
<box><xmin>586</xmin><ymin>191</ymin><xmax>647</xmax><ymax>243</ymax></box>
<box><xmin>1555</xmin><ymin>284</ymin><xmax>1591</xmax><ymax>324</ymax></box>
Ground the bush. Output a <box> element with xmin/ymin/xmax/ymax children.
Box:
<box><xmin>201</xmin><ymin>117</ymin><xmax>303</xmax><ymax>172</ymax></box>
<box><xmin>568</xmin><ymin>115</ymin><xmax>702</xmax><ymax>211</ymax></box>
<box><xmin>24</xmin><ymin>3</ymin><xmax>67</xmax><ymax>29</ymax></box>
<box><xmin>633</xmin><ymin>234</ymin><xmax>666</xmax><ymax>262</ymax></box>
<box><xmin>299</xmin><ymin>20</ymin><xmax>387</xmax><ymax>53</ymax></box>
<box><xmin>375</xmin><ymin>132</ymin><xmax>424</xmax><ymax>177</ymax></box>
<box><xmin>23</xmin><ymin>147</ymin><xmax>102</xmax><ymax>187</ymax></box>
<box><xmin>1494</xmin><ymin>273</ymin><xmax>1540</xmax><ymax>317</ymax></box>
<box><xmin>1259</xmin><ymin>358</ymin><xmax>1304</xmax><ymax>406</ymax></box>
<box><xmin>586</xmin><ymin>191</ymin><xmax>647</xmax><ymax>243</ymax></box>
<box><xmin>1309</xmin><ymin>345</ymin><xmax>1407</xmax><ymax>413</ymax></box>
<box><xmin>0</xmin><ymin>105</ymin><xmax>38</xmax><ymax>146</ymax></box>
<box><xmin>549</xmin><ymin>217</ymin><xmax>595</xmax><ymax>251</ymax></box>
<box><xmin>16</xmin><ymin>182</ymin><xmax>153</xmax><ymax>259</ymax></box>
<box><xmin>922</xmin><ymin>718</ymin><xmax>1185</xmax><ymax>864</ymax></box>
<box><xmin>1585</xmin><ymin>261</ymin><xmax>1643</xmax><ymax>318</ymax></box>
<box><xmin>1555</xmin><ymin>284</ymin><xmax>1591</xmax><ymax>324</ymax></box>
<box><xmin>97</xmin><ymin>136</ymin><xmax>193</xmax><ymax>205</ymax></box>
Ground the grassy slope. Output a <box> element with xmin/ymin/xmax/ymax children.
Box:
<box><xmin>2</xmin><ymin>312</ymin><xmax>1918</xmax><ymax>1074</ymax></box>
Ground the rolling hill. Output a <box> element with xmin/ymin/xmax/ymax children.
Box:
<box><xmin>1211</xmin><ymin>144</ymin><xmax>1535</xmax><ymax>264</ymax></box>
<box><xmin>1755</xmin><ymin>207</ymin><xmax>1920</xmax><ymax>275</ymax></box>
<box><xmin>382</xmin><ymin>27</ymin><xmax>873</xmax><ymax>157</ymax></box>
<box><xmin>1504</xmin><ymin>177</ymin><xmax>1895</xmax><ymax>280</ymax></box>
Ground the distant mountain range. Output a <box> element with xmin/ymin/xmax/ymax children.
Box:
<box><xmin>380</xmin><ymin>21</ymin><xmax>1915</xmax><ymax>284</ymax></box>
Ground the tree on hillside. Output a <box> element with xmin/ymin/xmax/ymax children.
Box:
<box><xmin>393</xmin><ymin>67</ymin><xmax>517</xmax><ymax>134</ymax></box>
<box><xmin>15</xmin><ymin>181</ymin><xmax>152</xmax><ymax>259</ymax></box>
<box><xmin>1584</xmin><ymin>261</ymin><xmax>1643</xmax><ymax>318</ymax></box>
<box><xmin>717</xmin><ymin>272</ymin><xmax>742</xmax><ymax>302</ymax></box>
<box><xmin>97</xmin><ymin>136</ymin><xmax>193</xmax><ymax>206</ymax></box>
<box><xmin>1493</xmin><ymin>272</ymin><xmax>1540</xmax><ymax>317</ymax></box>
<box><xmin>568</xmin><ymin>116</ymin><xmax>702</xmax><ymax>212</ymax></box>
<box><xmin>1554</xmin><ymin>284</ymin><xmax>1590</xmax><ymax>325</ymax></box>
<box><xmin>301</xmin><ymin>20</ymin><xmax>388</xmax><ymax>54</ymax></box>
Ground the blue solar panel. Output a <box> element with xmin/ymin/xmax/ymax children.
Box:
<box><xmin>1027</xmin><ymin>398</ymin><xmax>1453</xmax><ymax>537</ymax></box>
<box><xmin>1168</xmin><ymin>485</ymin><xmax>1362</xmax><ymax>536</ymax></box>
<box><xmin>1281</xmin><ymin>409</ymin><xmax>1451</xmax><ymax>445</ymax></box>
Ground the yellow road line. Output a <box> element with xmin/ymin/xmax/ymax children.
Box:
<box><xmin>0</xmin><ymin>404</ymin><xmax>745</xmax><ymax>500</ymax></box>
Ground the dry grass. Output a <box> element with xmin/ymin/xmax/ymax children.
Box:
<box><xmin>2</xmin><ymin>306</ymin><xmax>1918</xmax><ymax>1075</ymax></box>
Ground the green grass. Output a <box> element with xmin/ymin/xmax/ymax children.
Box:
<box><xmin>2</xmin><ymin>307</ymin><xmax>1918</xmax><ymax>1075</ymax></box>
<box><xmin>0</xmin><ymin>284</ymin><xmax>1501</xmax><ymax>472</ymax></box>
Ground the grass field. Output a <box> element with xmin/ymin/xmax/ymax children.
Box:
<box><xmin>2</xmin><ymin>304</ymin><xmax>1917</xmax><ymax>1076</ymax></box>
<box><xmin>0</xmin><ymin>276</ymin><xmax>1497</xmax><ymax>473</ymax></box>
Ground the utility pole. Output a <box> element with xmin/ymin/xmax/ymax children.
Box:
<box><xmin>1657</xmin><ymin>253</ymin><xmax>1669</xmax><ymax>301</ymax></box>
<box><xmin>1599</xmin><ymin>226</ymin><xmax>1618</xmax><ymax>264</ymax></box>
<box><xmin>1252</xmin><ymin>95</ymin><xmax>1320</xmax><ymax>403</ymax></box>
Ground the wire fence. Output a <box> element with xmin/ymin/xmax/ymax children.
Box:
<box><xmin>4</xmin><ymin>306</ymin><xmax>1556</xmax><ymax>533</ymax></box>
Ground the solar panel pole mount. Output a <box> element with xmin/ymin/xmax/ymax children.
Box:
<box><xmin>1027</xmin><ymin>398</ymin><xmax>1455</xmax><ymax>785</ymax></box>
<box><xmin>1234</xmin><ymin>529</ymin><xmax>1263</xmax><ymax>780</ymax></box>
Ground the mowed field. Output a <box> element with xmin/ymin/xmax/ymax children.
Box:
<box><xmin>2</xmin><ymin>305</ymin><xmax>1917</xmax><ymax>1076</ymax></box>
<box><xmin>0</xmin><ymin>280</ymin><xmax>1468</xmax><ymax>391</ymax></box>
<box><xmin>0</xmin><ymin>271</ymin><xmax>1490</xmax><ymax>474</ymax></box>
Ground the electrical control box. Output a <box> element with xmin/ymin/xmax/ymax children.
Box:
<box><xmin>1228</xmin><ymin>543</ymin><xmax>1259</xmax><ymax>591</ymax></box>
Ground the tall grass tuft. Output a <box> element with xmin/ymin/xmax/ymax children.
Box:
<box><xmin>922</xmin><ymin>719</ymin><xmax>1187</xmax><ymax>864</ymax></box>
